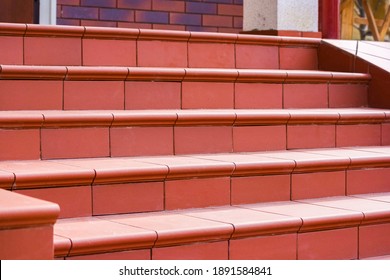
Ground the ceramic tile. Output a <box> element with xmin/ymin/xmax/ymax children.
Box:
<box><xmin>329</xmin><ymin>84</ymin><xmax>368</xmax><ymax>108</ymax></box>
<box><xmin>233</xmin><ymin>125</ymin><xmax>286</xmax><ymax>152</ymax></box>
<box><xmin>138</xmin><ymin>40</ymin><xmax>188</xmax><ymax>67</ymax></box>
<box><xmin>67</xmin><ymin>249</ymin><xmax>151</xmax><ymax>260</ymax></box>
<box><xmin>287</xmin><ymin>125</ymin><xmax>336</xmax><ymax>149</ymax></box>
<box><xmin>0</xmin><ymin>129</ymin><xmax>40</xmax><ymax>160</ymax></box>
<box><xmin>103</xmin><ymin>212</ymin><xmax>233</xmax><ymax>246</ymax></box>
<box><xmin>54</xmin><ymin>217</ymin><xmax>157</xmax><ymax>256</ymax></box>
<box><xmin>291</xmin><ymin>171</ymin><xmax>346</xmax><ymax>200</ymax></box>
<box><xmin>231</xmin><ymin>174</ymin><xmax>291</xmax><ymax>204</ymax></box>
<box><xmin>25</xmin><ymin>37</ymin><xmax>82</xmax><ymax>65</ymax></box>
<box><xmin>347</xmin><ymin>168</ymin><xmax>390</xmax><ymax>195</ymax></box>
<box><xmin>301</xmin><ymin>196</ymin><xmax>390</xmax><ymax>224</ymax></box>
<box><xmin>56</xmin><ymin>157</ymin><xmax>168</xmax><ymax>184</ymax></box>
<box><xmin>279</xmin><ymin>47</ymin><xmax>318</xmax><ymax>70</ymax></box>
<box><xmin>0</xmin><ymin>160</ymin><xmax>95</xmax><ymax>188</ymax></box>
<box><xmin>64</xmin><ymin>81</ymin><xmax>125</xmax><ymax>110</ymax></box>
<box><xmin>230</xmin><ymin>234</ymin><xmax>297</xmax><ymax>260</ymax></box>
<box><xmin>353</xmin><ymin>192</ymin><xmax>390</xmax><ymax>203</ymax></box>
<box><xmin>359</xmin><ymin>223</ymin><xmax>390</xmax><ymax>259</ymax></box>
<box><xmin>83</xmin><ymin>39</ymin><xmax>136</xmax><ymax>66</ymax></box>
<box><xmin>382</xmin><ymin>123</ymin><xmax>390</xmax><ymax>145</ymax></box>
<box><xmin>235</xmin><ymin>44</ymin><xmax>279</xmax><ymax>69</ymax></box>
<box><xmin>110</xmin><ymin>127</ymin><xmax>174</xmax><ymax>157</ymax></box>
<box><xmin>0</xmin><ymin>80</ymin><xmax>63</xmax><ymax>110</ymax></box>
<box><xmin>0</xmin><ymin>226</ymin><xmax>54</xmax><ymax>260</ymax></box>
<box><xmin>182</xmin><ymin>82</ymin><xmax>234</xmax><ymax>109</ymax></box>
<box><xmin>174</xmin><ymin>126</ymin><xmax>233</xmax><ymax>154</ymax></box>
<box><xmin>234</xmin><ymin>83</ymin><xmax>283</xmax><ymax>109</ymax></box>
<box><xmin>92</xmin><ymin>182</ymin><xmax>164</xmax><ymax>215</ymax></box>
<box><xmin>298</xmin><ymin>227</ymin><xmax>358</xmax><ymax>260</ymax></box>
<box><xmin>153</xmin><ymin>241</ymin><xmax>228</xmax><ymax>260</ymax></box>
<box><xmin>283</xmin><ymin>84</ymin><xmax>328</xmax><ymax>108</ymax></box>
<box><xmin>16</xmin><ymin>186</ymin><xmax>92</xmax><ymax>218</ymax></box>
<box><xmin>185</xmin><ymin>206</ymin><xmax>301</xmax><ymax>238</ymax></box>
<box><xmin>0</xmin><ymin>36</ymin><xmax>23</xmax><ymax>64</ymax></box>
<box><xmin>165</xmin><ymin>177</ymin><xmax>230</xmax><ymax>210</ymax></box>
<box><xmin>188</xmin><ymin>42</ymin><xmax>235</xmax><ymax>68</ymax></box>
<box><xmin>240</xmin><ymin>200</ymin><xmax>362</xmax><ymax>232</ymax></box>
<box><xmin>125</xmin><ymin>81</ymin><xmax>181</xmax><ymax>109</ymax></box>
<box><xmin>41</xmin><ymin>127</ymin><xmax>110</xmax><ymax>159</ymax></box>
<box><xmin>336</xmin><ymin>124</ymin><xmax>382</xmax><ymax>147</ymax></box>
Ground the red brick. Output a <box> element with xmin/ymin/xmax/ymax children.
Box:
<box><xmin>81</xmin><ymin>0</ymin><xmax>116</xmax><ymax>7</ymax></box>
<box><xmin>100</xmin><ymin>8</ymin><xmax>134</xmax><ymax>22</ymax></box>
<box><xmin>218</xmin><ymin>4</ymin><xmax>243</xmax><ymax>16</ymax></box>
<box><xmin>136</xmin><ymin>11</ymin><xmax>168</xmax><ymax>24</ymax></box>
<box><xmin>203</xmin><ymin>14</ymin><xmax>233</xmax><ymax>27</ymax></box>
<box><xmin>153</xmin><ymin>0</ymin><xmax>185</xmax><ymax>12</ymax></box>
<box><xmin>186</xmin><ymin>2</ymin><xmax>217</xmax><ymax>14</ymax></box>
<box><xmin>118</xmin><ymin>0</ymin><xmax>151</xmax><ymax>9</ymax></box>
<box><xmin>62</xmin><ymin>6</ymin><xmax>98</xmax><ymax>20</ymax></box>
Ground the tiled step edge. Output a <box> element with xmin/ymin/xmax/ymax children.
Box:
<box><xmin>53</xmin><ymin>194</ymin><xmax>390</xmax><ymax>259</ymax></box>
<box><xmin>0</xmin><ymin>22</ymin><xmax>321</xmax><ymax>46</ymax></box>
<box><xmin>0</xmin><ymin>65</ymin><xmax>371</xmax><ymax>83</ymax></box>
<box><xmin>0</xmin><ymin>188</ymin><xmax>59</xmax><ymax>259</ymax></box>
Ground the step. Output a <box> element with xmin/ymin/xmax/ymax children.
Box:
<box><xmin>2</xmin><ymin>146</ymin><xmax>390</xmax><ymax>219</ymax></box>
<box><xmin>53</xmin><ymin>193</ymin><xmax>390</xmax><ymax>260</ymax></box>
<box><xmin>0</xmin><ymin>23</ymin><xmax>320</xmax><ymax>69</ymax></box>
<box><xmin>0</xmin><ymin>65</ymin><xmax>370</xmax><ymax>110</ymax></box>
<box><xmin>0</xmin><ymin>108</ymin><xmax>388</xmax><ymax>161</ymax></box>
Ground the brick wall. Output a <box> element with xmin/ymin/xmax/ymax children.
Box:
<box><xmin>57</xmin><ymin>0</ymin><xmax>243</xmax><ymax>33</ymax></box>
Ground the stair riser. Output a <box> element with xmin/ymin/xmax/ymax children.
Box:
<box><xmin>0</xmin><ymin>34</ymin><xmax>318</xmax><ymax>70</ymax></box>
<box><xmin>0</xmin><ymin>123</ymin><xmax>388</xmax><ymax>160</ymax></box>
<box><xmin>11</xmin><ymin>167</ymin><xmax>390</xmax><ymax>218</ymax></box>
<box><xmin>0</xmin><ymin>80</ymin><xmax>368</xmax><ymax>110</ymax></box>
<box><xmin>57</xmin><ymin>224</ymin><xmax>390</xmax><ymax>260</ymax></box>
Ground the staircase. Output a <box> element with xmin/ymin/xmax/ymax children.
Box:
<box><xmin>1</xmin><ymin>23</ymin><xmax>390</xmax><ymax>260</ymax></box>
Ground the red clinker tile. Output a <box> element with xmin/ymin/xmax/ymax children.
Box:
<box><xmin>41</xmin><ymin>127</ymin><xmax>110</xmax><ymax>159</ymax></box>
<box><xmin>92</xmin><ymin>182</ymin><xmax>164</xmax><ymax>215</ymax></box>
<box><xmin>138</xmin><ymin>40</ymin><xmax>188</xmax><ymax>67</ymax></box>
<box><xmin>280</xmin><ymin>47</ymin><xmax>318</xmax><ymax>70</ymax></box>
<box><xmin>103</xmin><ymin>212</ymin><xmax>233</xmax><ymax>247</ymax></box>
<box><xmin>54</xmin><ymin>217</ymin><xmax>157</xmax><ymax>256</ymax></box>
<box><xmin>0</xmin><ymin>36</ymin><xmax>23</xmax><ymax>64</ymax></box>
<box><xmin>182</xmin><ymin>82</ymin><xmax>234</xmax><ymax>109</ymax></box>
<box><xmin>0</xmin><ymin>80</ymin><xmax>63</xmax><ymax>110</ymax></box>
<box><xmin>125</xmin><ymin>81</ymin><xmax>181</xmax><ymax>109</ymax></box>
<box><xmin>188</xmin><ymin>42</ymin><xmax>235</xmax><ymax>68</ymax></box>
<box><xmin>231</xmin><ymin>175</ymin><xmax>291</xmax><ymax>204</ymax></box>
<box><xmin>0</xmin><ymin>129</ymin><xmax>40</xmax><ymax>160</ymax></box>
<box><xmin>359</xmin><ymin>223</ymin><xmax>390</xmax><ymax>259</ymax></box>
<box><xmin>110</xmin><ymin>127</ymin><xmax>174</xmax><ymax>157</ymax></box>
<box><xmin>298</xmin><ymin>227</ymin><xmax>358</xmax><ymax>260</ymax></box>
<box><xmin>66</xmin><ymin>249</ymin><xmax>151</xmax><ymax>260</ymax></box>
<box><xmin>230</xmin><ymin>234</ymin><xmax>297</xmax><ymax>260</ymax></box>
<box><xmin>15</xmin><ymin>186</ymin><xmax>92</xmax><ymax>218</ymax></box>
<box><xmin>235</xmin><ymin>83</ymin><xmax>283</xmax><ymax>109</ymax></box>
<box><xmin>83</xmin><ymin>39</ymin><xmax>136</xmax><ymax>66</ymax></box>
<box><xmin>284</xmin><ymin>84</ymin><xmax>328</xmax><ymax>108</ymax></box>
<box><xmin>329</xmin><ymin>84</ymin><xmax>368</xmax><ymax>108</ymax></box>
<box><xmin>25</xmin><ymin>37</ymin><xmax>82</xmax><ymax>65</ymax></box>
<box><xmin>64</xmin><ymin>81</ymin><xmax>125</xmax><ymax>110</ymax></box>
<box><xmin>383</xmin><ymin>123</ymin><xmax>390</xmax><ymax>145</ymax></box>
<box><xmin>336</xmin><ymin>124</ymin><xmax>381</xmax><ymax>147</ymax></box>
<box><xmin>287</xmin><ymin>125</ymin><xmax>336</xmax><ymax>149</ymax></box>
<box><xmin>153</xmin><ymin>241</ymin><xmax>228</xmax><ymax>260</ymax></box>
<box><xmin>347</xmin><ymin>168</ymin><xmax>390</xmax><ymax>195</ymax></box>
<box><xmin>165</xmin><ymin>177</ymin><xmax>230</xmax><ymax>210</ymax></box>
<box><xmin>233</xmin><ymin>125</ymin><xmax>286</xmax><ymax>152</ymax></box>
<box><xmin>291</xmin><ymin>171</ymin><xmax>346</xmax><ymax>200</ymax></box>
<box><xmin>235</xmin><ymin>44</ymin><xmax>279</xmax><ymax>69</ymax></box>
<box><xmin>174</xmin><ymin>126</ymin><xmax>233</xmax><ymax>154</ymax></box>
<box><xmin>0</xmin><ymin>226</ymin><xmax>54</xmax><ymax>260</ymax></box>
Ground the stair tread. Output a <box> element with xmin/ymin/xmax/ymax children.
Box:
<box><xmin>2</xmin><ymin>146</ymin><xmax>390</xmax><ymax>188</ymax></box>
<box><xmin>0</xmin><ymin>108</ymin><xmax>388</xmax><ymax>128</ymax></box>
<box><xmin>53</xmin><ymin>194</ymin><xmax>390</xmax><ymax>257</ymax></box>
